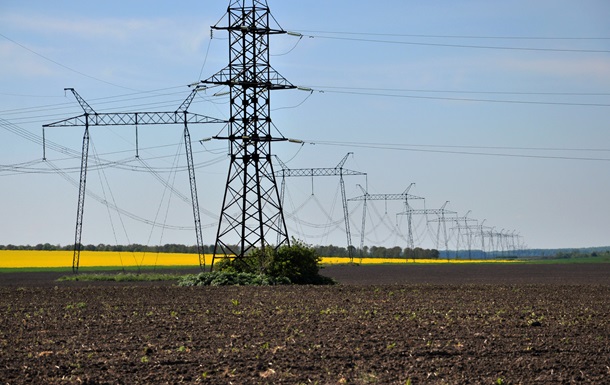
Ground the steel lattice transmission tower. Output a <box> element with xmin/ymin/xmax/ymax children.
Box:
<box><xmin>43</xmin><ymin>87</ymin><xmax>224</xmax><ymax>272</ymax></box>
<box><xmin>397</xmin><ymin>201</ymin><xmax>456</xmax><ymax>257</ymax></box>
<box><xmin>275</xmin><ymin>153</ymin><xmax>367</xmax><ymax>262</ymax></box>
<box><xmin>201</xmin><ymin>0</ymin><xmax>296</xmax><ymax>268</ymax></box>
<box><xmin>349</xmin><ymin>183</ymin><xmax>424</xmax><ymax>252</ymax></box>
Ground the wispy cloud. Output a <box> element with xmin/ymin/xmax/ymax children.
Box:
<box><xmin>1</xmin><ymin>12</ymin><xmax>210</xmax><ymax>56</ymax></box>
<box><xmin>498</xmin><ymin>56</ymin><xmax>610</xmax><ymax>84</ymax></box>
<box><xmin>3</xmin><ymin>13</ymin><xmax>165</xmax><ymax>40</ymax></box>
<box><xmin>0</xmin><ymin>41</ymin><xmax>56</xmax><ymax>79</ymax></box>
<box><xmin>0</xmin><ymin>12</ymin><xmax>215</xmax><ymax>87</ymax></box>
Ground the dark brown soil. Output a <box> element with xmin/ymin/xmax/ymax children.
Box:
<box><xmin>1</xmin><ymin>264</ymin><xmax>609</xmax><ymax>384</ymax></box>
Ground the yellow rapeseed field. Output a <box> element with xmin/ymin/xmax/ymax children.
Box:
<box><xmin>0</xmin><ymin>250</ymin><xmax>516</xmax><ymax>268</ymax></box>
<box><xmin>0</xmin><ymin>250</ymin><xmax>205</xmax><ymax>268</ymax></box>
<box><xmin>321</xmin><ymin>257</ymin><xmax>517</xmax><ymax>265</ymax></box>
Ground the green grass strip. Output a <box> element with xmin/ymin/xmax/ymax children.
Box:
<box><xmin>57</xmin><ymin>272</ymin><xmax>184</xmax><ymax>282</ymax></box>
<box><xmin>0</xmin><ymin>265</ymin><xmax>201</xmax><ymax>274</ymax></box>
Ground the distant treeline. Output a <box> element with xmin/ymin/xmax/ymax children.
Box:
<box><xmin>0</xmin><ymin>243</ymin><xmax>210</xmax><ymax>253</ymax></box>
<box><xmin>0</xmin><ymin>243</ymin><xmax>439</xmax><ymax>259</ymax></box>
<box><xmin>317</xmin><ymin>245</ymin><xmax>440</xmax><ymax>259</ymax></box>
<box><xmin>523</xmin><ymin>247</ymin><xmax>610</xmax><ymax>258</ymax></box>
<box><xmin>4</xmin><ymin>243</ymin><xmax>608</xmax><ymax>260</ymax></box>
<box><xmin>440</xmin><ymin>248</ymin><xmax>610</xmax><ymax>260</ymax></box>
<box><xmin>538</xmin><ymin>249</ymin><xmax>610</xmax><ymax>260</ymax></box>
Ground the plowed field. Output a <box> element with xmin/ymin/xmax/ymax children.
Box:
<box><xmin>1</xmin><ymin>264</ymin><xmax>609</xmax><ymax>384</ymax></box>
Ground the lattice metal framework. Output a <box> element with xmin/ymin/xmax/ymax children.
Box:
<box><xmin>201</xmin><ymin>0</ymin><xmax>296</xmax><ymax>269</ymax></box>
<box><xmin>43</xmin><ymin>87</ymin><xmax>223</xmax><ymax>272</ymax></box>
<box><xmin>274</xmin><ymin>153</ymin><xmax>366</xmax><ymax>262</ymax></box>
<box><xmin>349</xmin><ymin>183</ymin><xmax>424</xmax><ymax>251</ymax></box>
<box><xmin>397</xmin><ymin>201</ymin><xmax>457</xmax><ymax>257</ymax></box>
<box><xmin>452</xmin><ymin>211</ymin><xmax>478</xmax><ymax>259</ymax></box>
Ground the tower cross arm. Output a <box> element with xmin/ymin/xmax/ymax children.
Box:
<box><xmin>43</xmin><ymin>112</ymin><xmax>226</xmax><ymax>128</ymax></box>
<box><xmin>457</xmin><ymin>217</ymin><xmax>478</xmax><ymax>223</ymax></box>
<box><xmin>201</xmin><ymin>66</ymin><xmax>295</xmax><ymax>90</ymax></box>
<box><xmin>274</xmin><ymin>167</ymin><xmax>366</xmax><ymax>177</ymax></box>
<box><xmin>212</xmin><ymin>24</ymin><xmax>289</xmax><ymax>35</ymax></box>
<box><xmin>349</xmin><ymin>193</ymin><xmax>424</xmax><ymax>202</ymax></box>
<box><xmin>397</xmin><ymin>208</ymin><xmax>456</xmax><ymax>216</ymax></box>
<box><xmin>44</xmin><ymin>87</ymin><xmax>225</xmax><ymax>128</ymax></box>
<box><xmin>427</xmin><ymin>210</ymin><xmax>458</xmax><ymax>222</ymax></box>
<box><xmin>274</xmin><ymin>153</ymin><xmax>365</xmax><ymax>178</ymax></box>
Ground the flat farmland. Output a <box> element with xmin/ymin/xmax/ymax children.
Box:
<box><xmin>1</xmin><ymin>264</ymin><xmax>609</xmax><ymax>384</ymax></box>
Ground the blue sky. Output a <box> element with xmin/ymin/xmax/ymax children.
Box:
<box><xmin>1</xmin><ymin>0</ymin><xmax>609</xmax><ymax>251</ymax></box>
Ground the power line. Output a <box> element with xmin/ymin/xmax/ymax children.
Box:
<box><xmin>196</xmin><ymin>31</ymin><xmax>214</xmax><ymax>81</ymax></box>
<box><xmin>3</xmin><ymin>97</ymin><xmax>223</xmax><ymax>126</ymax></box>
<box><xmin>0</xmin><ymin>116</ymin><xmax>227</xmax><ymax>176</ymax></box>
<box><xmin>0</xmin><ymin>32</ymin><xmax>138</xmax><ymax>91</ymax></box>
<box><xmin>0</xmin><ymin>154</ymin><xmax>227</xmax><ymax>177</ymax></box>
<box><xmin>305</xmin><ymin>140</ymin><xmax>610</xmax><ymax>162</ymax></box>
<box><xmin>2</xmin><ymin>81</ymin><xmax>605</xmax><ymax>120</ymax></box>
<box><xmin>314</xmin><ymin>89</ymin><xmax>610</xmax><ymax>107</ymax></box>
<box><xmin>351</xmin><ymin>142</ymin><xmax>610</xmax><ymax>153</ymax></box>
<box><xmin>0</xmin><ymin>92</ymin><xmax>64</xmax><ymax>98</ymax></box>
<box><xmin>1</xmin><ymin>88</ymin><xmax>224</xmax><ymax>127</ymax></box>
<box><xmin>0</xmin><ymin>86</ymin><xmax>195</xmax><ymax>115</ymax></box>
<box><xmin>0</xmin><ymin>117</ymin><xmax>79</xmax><ymax>157</ymax></box>
<box><xmin>306</xmin><ymin>85</ymin><xmax>610</xmax><ymax>97</ymax></box>
<box><xmin>45</xmin><ymin>159</ymin><xmax>196</xmax><ymax>231</ymax></box>
<box><xmin>297</xmin><ymin>32</ymin><xmax>610</xmax><ymax>53</ymax></box>
<box><xmin>295</xmin><ymin>29</ymin><xmax>610</xmax><ymax>41</ymax></box>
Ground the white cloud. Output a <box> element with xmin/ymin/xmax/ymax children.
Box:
<box><xmin>3</xmin><ymin>13</ymin><xmax>160</xmax><ymax>40</ymax></box>
<box><xmin>0</xmin><ymin>12</ymin><xmax>216</xmax><ymax>88</ymax></box>
<box><xmin>497</xmin><ymin>56</ymin><xmax>610</xmax><ymax>84</ymax></box>
<box><xmin>0</xmin><ymin>41</ymin><xmax>56</xmax><ymax>78</ymax></box>
<box><xmin>1</xmin><ymin>12</ymin><xmax>209</xmax><ymax>56</ymax></box>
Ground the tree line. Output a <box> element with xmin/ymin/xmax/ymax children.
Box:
<box><xmin>0</xmin><ymin>243</ymin><xmax>440</xmax><ymax>259</ymax></box>
<box><xmin>0</xmin><ymin>243</ymin><xmax>209</xmax><ymax>253</ymax></box>
<box><xmin>315</xmin><ymin>245</ymin><xmax>440</xmax><ymax>259</ymax></box>
<box><xmin>4</xmin><ymin>243</ymin><xmax>609</xmax><ymax>260</ymax></box>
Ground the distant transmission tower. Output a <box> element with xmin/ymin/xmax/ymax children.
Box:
<box><xmin>275</xmin><ymin>153</ymin><xmax>366</xmax><ymax>262</ymax></box>
<box><xmin>426</xmin><ymin>202</ymin><xmax>457</xmax><ymax>258</ymax></box>
<box><xmin>200</xmin><ymin>1</ymin><xmax>296</xmax><ymax>269</ymax></box>
<box><xmin>397</xmin><ymin>201</ymin><xmax>456</xmax><ymax>257</ymax></box>
<box><xmin>348</xmin><ymin>183</ymin><xmax>424</xmax><ymax>252</ymax></box>
<box><xmin>453</xmin><ymin>211</ymin><xmax>478</xmax><ymax>259</ymax></box>
<box><xmin>43</xmin><ymin>87</ymin><xmax>223</xmax><ymax>272</ymax></box>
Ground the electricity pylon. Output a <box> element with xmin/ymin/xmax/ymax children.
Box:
<box><xmin>43</xmin><ymin>87</ymin><xmax>224</xmax><ymax>272</ymax></box>
<box><xmin>477</xmin><ymin>219</ymin><xmax>487</xmax><ymax>257</ymax></box>
<box><xmin>425</xmin><ymin>202</ymin><xmax>457</xmax><ymax>258</ymax></box>
<box><xmin>200</xmin><ymin>0</ymin><xmax>296</xmax><ymax>269</ymax></box>
<box><xmin>348</xmin><ymin>183</ymin><xmax>424</xmax><ymax>253</ymax></box>
<box><xmin>491</xmin><ymin>228</ymin><xmax>515</xmax><ymax>257</ymax></box>
<box><xmin>498</xmin><ymin>228</ymin><xmax>516</xmax><ymax>257</ymax></box>
<box><xmin>453</xmin><ymin>211</ymin><xmax>478</xmax><ymax>259</ymax></box>
<box><xmin>476</xmin><ymin>219</ymin><xmax>497</xmax><ymax>258</ymax></box>
<box><xmin>274</xmin><ymin>153</ymin><xmax>366</xmax><ymax>262</ymax></box>
<box><xmin>511</xmin><ymin>231</ymin><xmax>525</xmax><ymax>257</ymax></box>
<box><xmin>497</xmin><ymin>229</ymin><xmax>507</xmax><ymax>257</ymax></box>
<box><xmin>397</xmin><ymin>201</ymin><xmax>456</xmax><ymax>257</ymax></box>
<box><xmin>486</xmin><ymin>226</ymin><xmax>498</xmax><ymax>257</ymax></box>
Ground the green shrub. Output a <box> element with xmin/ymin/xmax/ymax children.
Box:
<box><xmin>268</xmin><ymin>240</ymin><xmax>333</xmax><ymax>284</ymax></box>
<box><xmin>214</xmin><ymin>248</ymin><xmax>274</xmax><ymax>275</ymax></box>
<box><xmin>177</xmin><ymin>271</ymin><xmax>290</xmax><ymax>287</ymax></box>
<box><xmin>190</xmin><ymin>240</ymin><xmax>335</xmax><ymax>286</ymax></box>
